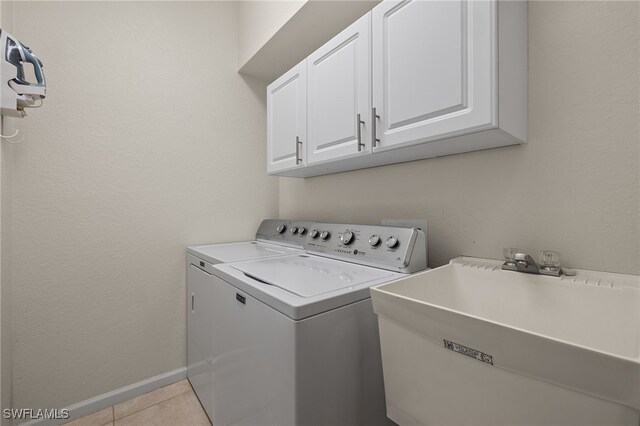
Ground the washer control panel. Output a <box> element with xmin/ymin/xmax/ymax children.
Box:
<box><xmin>304</xmin><ymin>223</ymin><xmax>427</xmax><ymax>273</ymax></box>
<box><xmin>255</xmin><ymin>219</ymin><xmax>315</xmax><ymax>248</ymax></box>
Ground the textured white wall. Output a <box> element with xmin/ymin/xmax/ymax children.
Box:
<box><xmin>10</xmin><ymin>1</ymin><xmax>278</xmax><ymax>410</ymax></box>
<box><xmin>279</xmin><ymin>1</ymin><xmax>640</xmax><ymax>275</ymax></box>
<box><xmin>237</xmin><ymin>0</ymin><xmax>306</xmax><ymax>68</ymax></box>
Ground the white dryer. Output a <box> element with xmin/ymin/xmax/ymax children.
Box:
<box><xmin>187</xmin><ymin>219</ymin><xmax>315</xmax><ymax>421</ymax></box>
<box><xmin>187</xmin><ymin>219</ymin><xmax>313</xmax><ymax>267</ymax></box>
<box><xmin>207</xmin><ymin>223</ymin><xmax>427</xmax><ymax>426</ymax></box>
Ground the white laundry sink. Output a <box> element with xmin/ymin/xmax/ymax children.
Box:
<box><xmin>371</xmin><ymin>257</ymin><xmax>640</xmax><ymax>426</ymax></box>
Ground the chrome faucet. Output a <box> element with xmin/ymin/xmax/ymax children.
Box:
<box><xmin>513</xmin><ymin>253</ymin><xmax>540</xmax><ymax>274</ymax></box>
<box><xmin>502</xmin><ymin>249</ymin><xmax>562</xmax><ymax>277</ymax></box>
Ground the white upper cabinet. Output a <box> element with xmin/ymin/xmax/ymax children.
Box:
<box><xmin>267</xmin><ymin>60</ymin><xmax>307</xmax><ymax>174</ymax></box>
<box><xmin>267</xmin><ymin>0</ymin><xmax>527</xmax><ymax>177</ymax></box>
<box><xmin>372</xmin><ymin>0</ymin><xmax>494</xmax><ymax>151</ymax></box>
<box><xmin>307</xmin><ymin>13</ymin><xmax>371</xmax><ymax>165</ymax></box>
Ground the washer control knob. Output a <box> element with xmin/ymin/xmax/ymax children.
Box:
<box><xmin>369</xmin><ymin>235</ymin><xmax>381</xmax><ymax>247</ymax></box>
<box><xmin>298</xmin><ymin>227</ymin><xmax>307</xmax><ymax>235</ymax></box>
<box><xmin>276</xmin><ymin>224</ymin><xmax>287</xmax><ymax>234</ymax></box>
<box><xmin>320</xmin><ymin>230</ymin><xmax>331</xmax><ymax>240</ymax></box>
<box><xmin>290</xmin><ymin>227</ymin><xmax>298</xmax><ymax>235</ymax></box>
<box><xmin>386</xmin><ymin>236</ymin><xmax>399</xmax><ymax>249</ymax></box>
<box><xmin>309</xmin><ymin>229</ymin><xmax>319</xmax><ymax>239</ymax></box>
<box><xmin>341</xmin><ymin>231</ymin><xmax>355</xmax><ymax>245</ymax></box>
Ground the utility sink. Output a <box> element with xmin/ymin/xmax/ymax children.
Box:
<box><xmin>371</xmin><ymin>257</ymin><xmax>640</xmax><ymax>426</ymax></box>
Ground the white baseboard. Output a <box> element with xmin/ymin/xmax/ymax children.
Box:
<box><xmin>18</xmin><ymin>367</ymin><xmax>187</xmax><ymax>426</ymax></box>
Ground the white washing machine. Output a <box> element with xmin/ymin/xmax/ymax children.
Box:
<box><xmin>205</xmin><ymin>223</ymin><xmax>427</xmax><ymax>426</ymax></box>
<box><xmin>187</xmin><ymin>219</ymin><xmax>315</xmax><ymax>421</ymax></box>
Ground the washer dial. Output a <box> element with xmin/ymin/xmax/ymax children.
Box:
<box><xmin>320</xmin><ymin>230</ymin><xmax>331</xmax><ymax>240</ymax></box>
<box><xmin>298</xmin><ymin>227</ymin><xmax>307</xmax><ymax>235</ymax></box>
<box><xmin>369</xmin><ymin>235</ymin><xmax>381</xmax><ymax>247</ymax></box>
<box><xmin>290</xmin><ymin>227</ymin><xmax>298</xmax><ymax>235</ymax></box>
<box><xmin>276</xmin><ymin>224</ymin><xmax>287</xmax><ymax>234</ymax></box>
<box><xmin>340</xmin><ymin>231</ymin><xmax>355</xmax><ymax>245</ymax></box>
<box><xmin>386</xmin><ymin>236</ymin><xmax>399</xmax><ymax>249</ymax></box>
<box><xmin>309</xmin><ymin>229</ymin><xmax>319</xmax><ymax>239</ymax></box>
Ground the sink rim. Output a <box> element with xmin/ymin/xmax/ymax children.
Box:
<box><xmin>372</xmin><ymin>256</ymin><xmax>640</xmax><ymax>363</ymax></box>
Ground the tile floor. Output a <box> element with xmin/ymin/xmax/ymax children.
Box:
<box><xmin>64</xmin><ymin>380</ymin><xmax>211</xmax><ymax>426</ymax></box>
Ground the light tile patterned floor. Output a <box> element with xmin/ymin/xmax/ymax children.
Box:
<box><xmin>63</xmin><ymin>380</ymin><xmax>211</xmax><ymax>426</ymax></box>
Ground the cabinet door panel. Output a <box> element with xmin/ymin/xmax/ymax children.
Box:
<box><xmin>386</xmin><ymin>1</ymin><xmax>464</xmax><ymax>125</ymax></box>
<box><xmin>267</xmin><ymin>61</ymin><xmax>306</xmax><ymax>173</ymax></box>
<box><xmin>373</xmin><ymin>0</ymin><xmax>495</xmax><ymax>151</ymax></box>
<box><xmin>307</xmin><ymin>13</ymin><xmax>371</xmax><ymax>164</ymax></box>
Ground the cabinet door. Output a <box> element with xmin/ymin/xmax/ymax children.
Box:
<box><xmin>372</xmin><ymin>0</ymin><xmax>495</xmax><ymax>152</ymax></box>
<box><xmin>267</xmin><ymin>61</ymin><xmax>307</xmax><ymax>174</ymax></box>
<box><xmin>307</xmin><ymin>13</ymin><xmax>371</xmax><ymax>165</ymax></box>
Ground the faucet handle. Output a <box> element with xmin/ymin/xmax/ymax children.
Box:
<box><xmin>502</xmin><ymin>248</ymin><xmax>520</xmax><ymax>271</ymax></box>
<box><xmin>539</xmin><ymin>250</ymin><xmax>561</xmax><ymax>268</ymax></box>
<box><xmin>539</xmin><ymin>250</ymin><xmax>561</xmax><ymax>276</ymax></box>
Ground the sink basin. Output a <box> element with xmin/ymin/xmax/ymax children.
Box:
<box><xmin>371</xmin><ymin>257</ymin><xmax>640</xmax><ymax>425</ymax></box>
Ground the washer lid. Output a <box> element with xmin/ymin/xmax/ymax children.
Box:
<box><xmin>231</xmin><ymin>255</ymin><xmax>395</xmax><ymax>298</ymax></box>
<box><xmin>188</xmin><ymin>241</ymin><xmax>302</xmax><ymax>264</ymax></box>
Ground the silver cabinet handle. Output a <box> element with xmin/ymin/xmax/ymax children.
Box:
<box><xmin>372</xmin><ymin>107</ymin><xmax>380</xmax><ymax>148</ymax></box>
<box><xmin>357</xmin><ymin>114</ymin><xmax>365</xmax><ymax>151</ymax></box>
<box><xmin>295</xmin><ymin>136</ymin><xmax>302</xmax><ymax>165</ymax></box>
